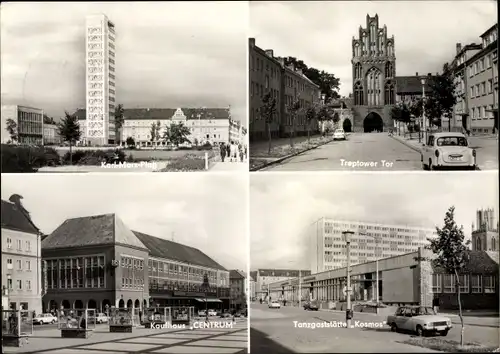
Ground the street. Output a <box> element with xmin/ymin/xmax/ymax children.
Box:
<box><xmin>259</xmin><ymin>133</ymin><xmax>497</xmax><ymax>171</ymax></box>
<box><xmin>3</xmin><ymin>318</ymin><xmax>247</xmax><ymax>354</ymax></box>
<box><xmin>250</xmin><ymin>304</ymin><xmax>499</xmax><ymax>353</ymax></box>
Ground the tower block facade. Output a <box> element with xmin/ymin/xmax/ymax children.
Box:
<box><xmin>351</xmin><ymin>14</ymin><xmax>396</xmax><ymax>132</ymax></box>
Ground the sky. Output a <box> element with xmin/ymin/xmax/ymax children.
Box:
<box><xmin>250</xmin><ymin>172</ymin><xmax>499</xmax><ymax>270</ymax></box>
<box><xmin>250</xmin><ymin>0</ymin><xmax>497</xmax><ymax>97</ymax></box>
<box><xmin>1</xmin><ymin>173</ymin><xmax>248</xmax><ymax>272</ymax></box>
<box><xmin>1</xmin><ymin>1</ymin><xmax>248</xmax><ymax>126</ymax></box>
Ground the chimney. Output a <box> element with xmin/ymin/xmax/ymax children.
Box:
<box><xmin>9</xmin><ymin>194</ymin><xmax>34</xmax><ymax>226</ymax></box>
<box><xmin>265</xmin><ymin>49</ymin><xmax>274</xmax><ymax>58</ymax></box>
<box><xmin>276</xmin><ymin>57</ymin><xmax>285</xmax><ymax>67</ymax></box>
<box><xmin>249</xmin><ymin>38</ymin><xmax>255</xmax><ymax>47</ymax></box>
<box><xmin>415</xmin><ymin>72</ymin><xmax>419</xmax><ymax>77</ymax></box>
<box><xmin>456</xmin><ymin>43</ymin><xmax>462</xmax><ymax>54</ymax></box>
<box><xmin>296</xmin><ymin>68</ymin><xmax>303</xmax><ymax>75</ymax></box>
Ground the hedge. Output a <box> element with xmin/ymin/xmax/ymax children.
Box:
<box><xmin>1</xmin><ymin>144</ymin><xmax>61</xmax><ymax>173</ymax></box>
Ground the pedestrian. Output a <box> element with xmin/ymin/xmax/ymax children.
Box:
<box><xmin>284</xmin><ymin>300</ymin><xmax>287</xmax><ymax>307</ymax></box>
<box><xmin>226</xmin><ymin>143</ymin><xmax>231</xmax><ymax>162</ymax></box>
<box><xmin>220</xmin><ymin>142</ymin><xmax>226</xmax><ymax>162</ymax></box>
<box><xmin>239</xmin><ymin>144</ymin><xmax>244</xmax><ymax>162</ymax></box>
<box><xmin>230</xmin><ymin>141</ymin><xmax>237</xmax><ymax>162</ymax></box>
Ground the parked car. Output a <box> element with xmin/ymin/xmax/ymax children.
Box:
<box><xmin>268</xmin><ymin>301</ymin><xmax>281</xmax><ymax>309</ymax></box>
<box><xmin>303</xmin><ymin>300</ymin><xmax>319</xmax><ymax>311</ymax></box>
<box><xmin>234</xmin><ymin>311</ymin><xmax>242</xmax><ymax>317</ymax></box>
<box><xmin>198</xmin><ymin>310</ymin><xmax>207</xmax><ymax>317</ymax></box>
<box><xmin>33</xmin><ymin>313</ymin><xmax>57</xmax><ymax>325</ymax></box>
<box><xmin>220</xmin><ymin>312</ymin><xmax>231</xmax><ymax>318</ymax></box>
<box><xmin>95</xmin><ymin>313</ymin><xmax>109</xmax><ymax>324</ymax></box>
<box><xmin>386</xmin><ymin>306</ymin><xmax>452</xmax><ymax>337</ymax></box>
<box><xmin>208</xmin><ymin>310</ymin><xmax>217</xmax><ymax>316</ymax></box>
<box><xmin>421</xmin><ymin>132</ymin><xmax>476</xmax><ymax>170</ymax></box>
<box><xmin>333</xmin><ymin>129</ymin><xmax>346</xmax><ymax>140</ymax></box>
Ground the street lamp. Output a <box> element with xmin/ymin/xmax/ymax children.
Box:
<box><xmin>421</xmin><ymin>77</ymin><xmax>427</xmax><ymax>142</ymax></box>
<box><xmin>342</xmin><ymin>230</ymin><xmax>354</xmax><ymax>329</ymax></box>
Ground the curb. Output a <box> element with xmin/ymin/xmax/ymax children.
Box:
<box><xmin>250</xmin><ymin>138</ymin><xmax>335</xmax><ymax>171</ymax></box>
<box><xmin>389</xmin><ymin>135</ymin><xmax>422</xmax><ymax>153</ymax></box>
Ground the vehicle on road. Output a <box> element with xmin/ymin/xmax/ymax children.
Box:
<box><xmin>198</xmin><ymin>310</ymin><xmax>207</xmax><ymax>317</ymax></box>
<box><xmin>421</xmin><ymin>132</ymin><xmax>476</xmax><ymax>170</ymax></box>
<box><xmin>220</xmin><ymin>312</ymin><xmax>231</xmax><ymax>318</ymax></box>
<box><xmin>95</xmin><ymin>313</ymin><xmax>109</xmax><ymax>324</ymax></box>
<box><xmin>208</xmin><ymin>310</ymin><xmax>217</xmax><ymax>316</ymax></box>
<box><xmin>268</xmin><ymin>301</ymin><xmax>281</xmax><ymax>309</ymax></box>
<box><xmin>333</xmin><ymin>129</ymin><xmax>346</xmax><ymax>140</ymax></box>
<box><xmin>303</xmin><ymin>300</ymin><xmax>319</xmax><ymax>311</ymax></box>
<box><xmin>33</xmin><ymin>313</ymin><xmax>57</xmax><ymax>325</ymax></box>
<box><xmin>386</xmin><ymin>306</ymin><xmax>452</xmax><ymax>337</ymax></box>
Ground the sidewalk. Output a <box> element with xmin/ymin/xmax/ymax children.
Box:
<box><xmin>209</xmin><ymin>161</ymin><xmax>248</xmax><ymax>172</ymax></box>
<box><xmin>318</xmin><ymin>308</ymin><xmax>499</xmax><ymax>328</ymax></box>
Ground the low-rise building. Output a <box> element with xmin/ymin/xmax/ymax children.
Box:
<box><xmin>249</xmin><ymin>38</ymin><xmax>321</xmax><ymax>141</ymax></box>
<box><xmin>1</xmin><ymin>195</ymin><xmax>43</xmax><ymax>313</ymax></box>
<box><xmin>43</xmin><ymin>123</ymin><xmax>61</xmax><ymax>146</ymax></box>
<box><xmin>41</xmin><ymin>213</ymin><xmax>230</xmax><ymax>313</ymax></box>
<box><xmin>229</xmin><ymin>269</ymin><xmax>246</xmax><ymax>310</ymax></box>
<box><xmin>1</xmin><ymin>105</ymin><xmax>44</xmax><ymax>145</ymax></box>
<box><xmin>74</xmin><ymin>107</ymin><xmax>244</xmax><ymax>147</ymax></box>
<box><xmin>254</xmin><ymin>268</ymin><xmax>311</xmax><ymax>301</ymax></box>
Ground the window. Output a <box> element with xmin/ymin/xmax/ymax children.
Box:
<box><xmin>17</xmin><ymin>240</ymin><xmax>22</xmax><ymax>250</ymax></box>
<box><xmin>25</xmin><ymin>241</ymin><xmax>31</xmax><ymax>252</ymax></box>
<box><xmin>484</xmin><ymin>276</ymin><xmax>496</xmax><ymax>293</ymax></box>
<box><xmin>26</xmin><ymin>280</ymin><xmax>31</xmax><ymax>290</ymax></box>
<box><xmin>16</xmin><ymin>259</ymin><xmax>22</xmax><ymax>270</ymax></box>
<box><xmin>486</xmin><ymin>55</ymin><xmax>491</xmax><ymax>68</ymax></box>
<box><xmin>432</xmin><ymin>274</ymin><xmax>442</xmax><ymax>293</ymax></box>
<box><xmin>17</xmin><ymin>279</ymin><xmax>22</xmax><ymax>290</ymax></box>
<box><xmin>470</xmin><ymin>87</ymin><xmax>474</xmax><ymax>98</ymax></box>
<box><xmin>26</xmin><ymin>260</ymin><xmax>31</xmax><ymax>271</ymax></box>
<box><xmin>458</xmin><ymin>274</ymin><xmax>469</xmax><ymax>293</ymax></box>
<box><xmin>482</xmin><ymin>82</ymin><xmax>486</xmax><ymax>95</ymax></box>
<box><xmin>443</xmin><ymin>274</ymin><xmax>455</xmax><ymax>293</ymax></box>
<box><xmin>488</xmin><ymin>80</ymin><xmax>493</xmax><ymax>94</ymax></box>
<box><xmin>7</xmin><ymin>238</ymin><xmax>12</xmax><ymax>249</ymax></box>
<box><xmin>7</xmin><ymin>278</ymin><xmax>12</xmax><ymax>289</ymax></box>
<box><xmin>471</xmin><ymin>274</ymin><xmax>482</xmax><ymax>293</ymax></box>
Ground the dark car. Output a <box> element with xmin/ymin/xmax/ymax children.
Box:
<box><xmin>220</xmin><ymin>312</ymin><xmax>231</xmax><ymax>318</ymax></box>
<box><xmin>304</xmin><ymin>300</ymin><xmax>319</xmax><ymax>311</ymax></box>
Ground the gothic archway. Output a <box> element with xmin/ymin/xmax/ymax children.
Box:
<box><xmin>118</xmin><ymin>299</ymin><xmax>125</xmax><ymax>308</ymax></box>
<box><xmin>127</xmin><ymin>299</ymin><xmax>133</xmax><ymax>308</ymax></box>
<box><xmin>343</xmin><ymin>119</ymin><xmax>352</xmax><ymax>133</ymax></box>
<box><xmin>364</xmin><ymin>112</ymin><xmax>384</xmax><ymax>133</ymax></box>
<box><xmin>366</xmin><ymin>68</ymin><xmax>382</xmax><ymax>106</ymax></box>
<box><xmin>74</xmin><ymin>300</ymin><xmax>84</xmax><ymax>310</ymax></box>
<box><xmin>88</xmin><ymin>299</ymin><xmax>97</xmax><ymax>310</ymax></box>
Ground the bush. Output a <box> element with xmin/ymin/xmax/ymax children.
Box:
<box><xmin>197</xmin><ymin>142</ymin><xmax>213</xmax><ymax>151</ymax></box>
<box><xmin>1</xmin><ymin>144</ymin><xmax>62</xmax><ymax>172</ymax></box>
<box><xmin>162</xmin><ymin>157</ymin><xmax>205</xmax><ymax>171</ymax></box>
<box><xmin>177</xmin><ymin>146</ymin><xmax>193</xmax><ymax>150</ymax></box>
<box><xmin>62</xmin><ymin>149</ymin><xmax>126</xmax><ymax>165</ymax></box>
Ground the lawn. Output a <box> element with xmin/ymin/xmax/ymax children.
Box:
<box><xmin>124</xmin><ymin>149</ymin><xmax>206</xmax><ymax>161</ymax></box>
<box><xmin>402</xmin><ymin>337</ymin><xmax>499</xmax><ymax>352</ymax></box>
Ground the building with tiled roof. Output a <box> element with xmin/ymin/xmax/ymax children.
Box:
<box><xmin>1</xmin><ymin>196</ymin><xmax>43</xmax><ymax>313</ymax></box>
<box><xmin>249</xmin><ymin>38</ymin><xmax>322</xmax><ymax>141</ymax></box>
<box><xmin>41</xmin><ymin>213</ymin><xmax>231</xmax><ymax>313</ymax></box>
<box><xmin>75</xmin><ymin>107</ymin><xmax>245</xmax><ymax>147</ymax></box>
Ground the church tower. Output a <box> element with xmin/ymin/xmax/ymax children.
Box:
<box><xmin>351</xmin><ymin>14</ymin><xmax>396</xmax><ymax>132</ymax></box>
<box><xmin>471</xmin><ymin>208</ymin><xmax>498</xmax><ymax>252</ymax></box>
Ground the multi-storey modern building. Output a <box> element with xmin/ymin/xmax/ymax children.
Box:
<box><xmin>41</xmin><ymin>213</ymin><xmax>230</xmax><ymax>313</ymax></box>
<box><xmin>248</xmin><ymin>38</ymin><xmax>321</xmax><ymax>141</ymax></box>
<box><xmin>43</xmin><ymin>123</ymin><xmax>61</xmax><ymax>145</ymax></box>
<box><xmin>254</xmin><ymin>268</ymin><xmax>311</xmax><ymax>301</ymax></box>
<box><xmin>85</xmin><ymin>14</ymin><xmax>116</xmax><ymax>145</ymax></box>
<box><xmin>1</xmin><ymin>105</ymin><xmax>44</xmax><ymax>145</ymax></box>
<box><xmin>1</xmin><ymin>195</ymin><xmax>43</xmax><ymax>313</ymax></box>
<box><xmin>308</xmin><ymin>218</ymin><xmax>437</xmax><ymax>273</ymax></box>
<box><xmin>229</xmin><ymin>269</ymin><xmax>246</xmax><ymax>310</ymax></box>
<box><xmin>465</xmin><ymin>23</ymin><xmax>498</xmax><ymax>134</ymax></box>
<box><xmin>74</xmin><ymin>107</ymin><xmax>245</xmax><ymax>147</ymax></box>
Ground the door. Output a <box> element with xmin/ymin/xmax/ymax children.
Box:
<box><xmin>395</xmin><ymin>307</ymin><xmax>412</xmax><ymax>330</ymax></box>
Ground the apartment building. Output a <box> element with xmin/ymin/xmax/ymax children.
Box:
<box><xmin>249</xmin><ymin>38</ymin><xmax>321</xmax><ymax>141</ymax></box>
<box><xmin>229</xmin><ymin>270</ymin><xmax>246</xmax><ymax>310</ymax></box>
<box><xmin>1</xmin><ymin>105</ymin><xmax>44</xmax><ymax>145</ymax></box>
<box><xmin>308</xmin><ymin>218</ymin><xmax>437</xmax><ymax>273</ymax></box>
<box><xmin>1</xmin><ymin>195</ymin><xmax>42</xmax><ymax>313</ymax></box>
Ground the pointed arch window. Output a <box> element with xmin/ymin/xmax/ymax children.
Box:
<box><xmin>476</xmin><ymin>237</ymin><xmax>482</xmax><ymax>251</ymax></box>
<box><xmin>366</xmin><ymin>67</ymin><xmax>382</xmax><ymax>106</ymax></box>
<box><xmin>384</xmin><ymin>81</ymin><xmax>395</xmax><ymax>105</ymax></box>
<box><xmin>385</xmin><ymin>62</ymin><xmax>393</xmax><ymax>78</ymax></box>
<box><xmin>354</xmin><ymin>63</ymin><xmax>362</xmax><ymax>79</ymax></box>
<box><xmin>387</xmin><ymin>42</ymin><xmax>393</xmax><ymax>56</ymax></box>
<box><xmin>354</xmin><ymin>82</ymin><xmax>364</xmax><ymax>106</ymax></box>
<box><xmin>492</xmin><ymin>238</ymin><xmax>497</xmax><ymax>251</ymax></box>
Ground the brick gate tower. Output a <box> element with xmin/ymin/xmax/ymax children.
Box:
<box><xmin>351</xmin><ymin>14</ymin><xmax>396</xmax><ymax>132</ymax></box>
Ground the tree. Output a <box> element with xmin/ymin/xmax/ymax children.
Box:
<box><xmin>5</xmin><ymin>118</ymin><xmax>18</xmax><ymax>144</ymax></box>
<box><xmin>114</xmin><ymin>104</ymin><xmax>125</xmax><ymax>145</ymax></box>
<box><xmin>150</xmin><ymin>121</ymin><xmax>162</xmax><ymax>146</ymax></box>
<box><xmin>259</xmin><ymin>92</ymin><xmax>277</xmax><ymax>155</ymax></box>
<box><xmin>164</xmin><ymin>122</ymin><xmax>191</xmax><ymax>147</ymax></box>
<box><xmin>426</xmin><ymin>206</ymin><xmax>470</xmax><ymax>346</ymax></box>
<box><xmin>57</xmin><ymin>111</ymin><xmax>82</xmax><ymax>165</ymax></box>
<box><xmin>287</xmin><ymin>97</ymin><xmax>302</xmax><ymax>148</ymax></box>
<box><xmin>125</xmin><ymin>136</ymin><xmax>135</xmax><ymax>148</ymax></box>
<box><xmin>425</xmin><ymin>63</ymin><xmax>458</xmax><ymax>131</ymax></box>
<box><xmin>390</xmin><ymin>102</ymin><xmax>411</xmax><ymax>136</ymax></box>
<box><xmin>305</xmin><ymin>106</ymin><xmax>316</xmax><ymax>144</ymax></box>
<box><xmin>316</xmin><ymin>106</ymin><xmax>330</xmax><ymax>135</ymax></box>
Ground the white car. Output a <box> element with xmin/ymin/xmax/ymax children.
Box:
<box><xmin>268</xmin><ymin>301</ymin><xmax>281</xmax><ymax>309</ymax></box>
<box><xmin>421</xmin><ymin>132</ymin><xmax>476</xmax><ymax>170</ymax></box>
<box><xmin>96</xmin><ymin>313</ymin><xmax>109</xmax><ymax>324</ymax></box>
<box><xmin>208</xmin><ymin>310</ymin><xmax>217</xmax><ymax>316</ymax></box>
<box><xmin>33</xmin><ymin>313</ymin><xmax>57</xmax><ymax>325</ymax></box>
<box><xmin>333</xmin><ymin>129</ymin><xmax>346</xmax><ymax>140</ymax></box>
<box><xmin>386</xmin><ymin>306</ymin><xmax>452</xmax><ymax>337</ymax></box>
<box><xmin>198</xmin><ymin>310</ymin><xmax>207</xmax><ymax>317</ymax></box>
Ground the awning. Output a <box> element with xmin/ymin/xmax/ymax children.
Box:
<box><xmin>194</xmin><ymin>298</ymin><xmax>222</xmax><ymax>303</ymax></box>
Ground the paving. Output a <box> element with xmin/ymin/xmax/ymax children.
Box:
<box><xmin>250</xmin><ymin>304</ymin><xmax>499</xmax><ymax>353</ymax></box>
<box><xmin>209</xmin><ymin>161</ymin><xmax>249</xmax><ymax>172</ymax></box>
<box><xmin>260</xmin><ymin>132</ymin><xmax>422</xmax><ymax>171</ymax></box>
<box><xmin>3</xmin><ymin>318</ymin><xmax>247</xmax><ymax>354</ymax></box>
